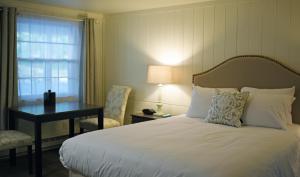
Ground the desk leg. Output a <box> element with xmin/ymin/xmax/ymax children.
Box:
<box><xmin>8</xmin><ymin>110</ymin><xmax>16</xmax><ymax>166</ymax></box>
<box><xmin>69</xmin><ymin>119</ymin><xmax>74</xmax><ymax>138</ymax></box>
<box><xmin>98</xmin><ymin>109</ymin><xmax>103</xmax><ymax>130</ymax></box>
<box><xmin>35</xmin><ymin>121</ymin><xmax>42</xmax><ymax>177</ymax></box>
<box><xmin>9</xmin><ymin>149</ymin><xmax>16</xmax><ymax>166</ymax></box>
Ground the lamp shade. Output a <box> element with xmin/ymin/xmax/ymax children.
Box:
<box><xmin>147</xmin><ymin>65</ymin><xmax>172</xmax><ymax>84</ymax></box>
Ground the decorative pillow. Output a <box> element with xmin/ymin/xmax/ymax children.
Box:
<box><xmin>186</xmin><ymin>86</ymin><xmax>238</xmax><ymax>118</ymax></box>
<box><xmin>241</xmin><ymin>86</ymin><xmax>295</xmax><ymax>125</ymax></box>
<box><xmin>205</xmin><ymin>92</ymin><xmax>249</xmax><ymax>127</ymax></box>
<box><xmin>242</xmin><ymin>93</ymin><xmax>294</xmax><ymax>129</ymax></box>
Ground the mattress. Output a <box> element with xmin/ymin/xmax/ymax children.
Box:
<box><xmin>60</xmin><ymin>115</ymin><xmax>300</xmax><ymax>177</ymax></box>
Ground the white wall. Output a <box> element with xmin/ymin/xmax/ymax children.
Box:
<box><xmin>105</xmin><ymin>0</ymin><xmax>300</xmax><ymax>124</ymax></box>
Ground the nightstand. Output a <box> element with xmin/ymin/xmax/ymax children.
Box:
<box><xmin>131</xmin><ymin>113</ymin><xmax>166</xmax><ymax>124</ymax></box>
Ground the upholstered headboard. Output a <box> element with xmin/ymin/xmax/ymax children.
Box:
<box><xmin>193</xmin><ymin>55</ymin><xmax>300</xmax><ymax>124</ymax></box>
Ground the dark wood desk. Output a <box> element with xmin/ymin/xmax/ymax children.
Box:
<box><xmin>8</xmin><ymin>102</ymin><xmax>103</xmax><ymax>177</ymax></box>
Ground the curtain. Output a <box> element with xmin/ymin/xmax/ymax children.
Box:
<box><xmin>0</xmin><ymin>7</ymin><xmax>18</xmax><ymax>130</ymax></box>
<box><xmin>17</xmin><ymin>14</ymin><xmax>83</xmax><ymax>104</ymax></box>
<box><xmin>81</xmin><ymin>18</ymin><xmax>104</xmax><ymax>106</ymax></box>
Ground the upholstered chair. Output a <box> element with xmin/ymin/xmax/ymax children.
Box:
<box><xmin>0</xmin><ymin>130</ymin><xmax>33</xmax><ymax>174</ymax></box>
<box><xmin>80</xmin><ymin>85</ymin><xmax>132</xmax><ymax>132</ymax></box>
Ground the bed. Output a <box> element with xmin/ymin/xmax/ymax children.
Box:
<box><xmin>60</xmin><ymin>55</ymin><xmax>300</xmax><ymax>177</ymax></box>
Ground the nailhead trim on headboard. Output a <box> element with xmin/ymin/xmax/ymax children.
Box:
<box><xmin>192</xmin><ymin>55</ymin><xmax>300</xmax><ymax>84</ymax></box>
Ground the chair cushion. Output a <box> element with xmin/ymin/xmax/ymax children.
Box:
<box><xmin>80</xmin><ymin>118</ymin><xmax>121</xmax><ymax>130</ymax></box>
<box><xmin>0</xmin><ymin>130</ymin><xmax>33</xmax><ymax>151</ymax></box>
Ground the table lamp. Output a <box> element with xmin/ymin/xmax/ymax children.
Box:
<box><xmin>147</xmin><ymin>65</ymin><xmax>172</xmax><ymax>116</ymax></box>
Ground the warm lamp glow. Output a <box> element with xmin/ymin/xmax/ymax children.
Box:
<box><xmin>159</xmin><ymin>49</ymin><xmax>183</xmax><ymax>65</ymax></box>
<box><xmin>147</xmin><ymin>65</ymin><xmax>172</xmax><ymax>84</ymax></box>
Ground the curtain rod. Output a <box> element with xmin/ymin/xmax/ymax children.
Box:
<box><xmin>18</xmin><ymin>10</ymin><xmax>85</xmax><ymax>22</ymax></box>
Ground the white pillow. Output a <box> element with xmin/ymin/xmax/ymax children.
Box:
<box><xmin>241</xmin><ymin>86</ymin><xmax>295</xmax><ymax>125</ymax></box>
<box><xmin>242</xmin><ymin>93</ymin><xmax>294</xmax><ymax>129</ymax></box>
<box><xmin>241</xmin><ymin>86</ymin><xmax>295</xmax><ymax>96</ymax></box>
<box><xmin>186</xmin><ymin>86</ymin><xmax>238</xmax><ymax>118</ymax></box>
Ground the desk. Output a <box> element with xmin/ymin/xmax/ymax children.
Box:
<box><xmin>9</xmin><ymin>102</ymin><xmax>103</xmax><ymax>177</ymax></box>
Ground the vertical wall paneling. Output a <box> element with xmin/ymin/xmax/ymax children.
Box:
<box><xmin>192</xmin><ymin>7</ymin><xmax>204</xmax><ymax>74</ymax></box>
<box><xmin>290</xmin><ymin>0</ymin><xmax>300</xmax><ymax>69</ymax></box>
<box><xmin>224</xmin><ymin>2</ymin><xmax>238</xmax><ymax>58</ymax></box>
<box><xmin>105</xmin><ymin>0</ymin><xmax>300</xmax><ymax>123</ymax></box>
<box><xmin>237</xmin><ymin>1</ymin><xmax>250</xmax><ymax>55</ymax></box>
<box><xmin>275</xmin><ymin>0</ymin><xmax>291</xmax><ymax>63</ymax></box>
<box><xmin>182</xmin><ymin>8</ymin><xmax>194</xmax><ymax>85</ymax></box>
<box><xmin>248</xmin><ymin>1</ymin><xmax>262</xmax><ymax>54</ymax></box>
<box><xmin>203</xmin><ymin>6</ymin><xmax>215</xmax><ymax>70</ymax></box>
<box><xmin>214</xmin><ymin>4</ymin><xmax>226</xmax><ymax>64</ymax></box>
<box><xmin>261</xmin><ymin>0</ymin><xmax>276</xmax><ymax>58</ymax></box>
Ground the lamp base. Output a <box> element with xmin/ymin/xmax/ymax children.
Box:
<box><xmin>154</xmin><ymin>103</ymin><xmax>164</xmax><ymax>116</ymax></box>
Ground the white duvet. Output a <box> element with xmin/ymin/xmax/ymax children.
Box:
<box><xmin>60</xmin><ymin>115</ymin><xmax>300</xmax><ymax>177</ymax></box>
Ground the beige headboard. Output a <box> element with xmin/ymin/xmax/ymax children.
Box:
<box><xmin>193</xmin><ymin>55</ymin><xmax>300</xmax><ymax>124</ymax></box>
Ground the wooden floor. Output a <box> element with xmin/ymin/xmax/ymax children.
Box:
<box><xmin>0</xmin><ymin>149</ymin><xmax>68</xmax><ymax>177</ymax></box>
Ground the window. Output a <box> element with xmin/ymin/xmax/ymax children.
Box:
<box><xmin>17</xmin><ymin>15</ymin><xmax>83</xmax><ymax>104</ymax></box>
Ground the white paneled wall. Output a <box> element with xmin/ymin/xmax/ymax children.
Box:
<box><xmin>105</xmin><ymin>0</ymin><xmax>300</xmax><ymax>124</ymax></box>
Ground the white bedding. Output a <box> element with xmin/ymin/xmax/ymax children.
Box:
<box><xmin>59</xmin><ymin>115</ymin><xmax>300</xmax><ymax>177</ymax></box>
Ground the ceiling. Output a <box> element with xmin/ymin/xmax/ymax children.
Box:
<box><xmin>19</xmin><ymin>0</ymin><xmax>213</xmax><ymax>14</ymax></box>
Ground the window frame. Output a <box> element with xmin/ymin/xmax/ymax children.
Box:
<box><xmin>16</xmin><ymin>14</ymin><xmax>83</xmax><ymax>105</ymax></box>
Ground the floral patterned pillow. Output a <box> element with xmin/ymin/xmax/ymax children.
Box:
<box><xmin>205</xmin><ymin>91</ymin><xmax>249</xmax><ymax>127</ymax></box>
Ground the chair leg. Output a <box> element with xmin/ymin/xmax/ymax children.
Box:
<box><xmin>9</xmin><ymin>149</ymin><xmax>16</xmax><ymax>166</ymax></box>
<box><xmin>27</xmin><ymin>145</ymin><xmax>33</xmax><ymax>174</ymax></box>
<box><xmin>80</xmin><ymin>128</ymin><xmax>84</xmax><ymax>134</ymax></box>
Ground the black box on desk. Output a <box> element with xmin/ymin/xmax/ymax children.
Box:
<box><xmin>44</xmin><ymin>90</ymin><xmax>56</xmax><ymax>107</ymax></box>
